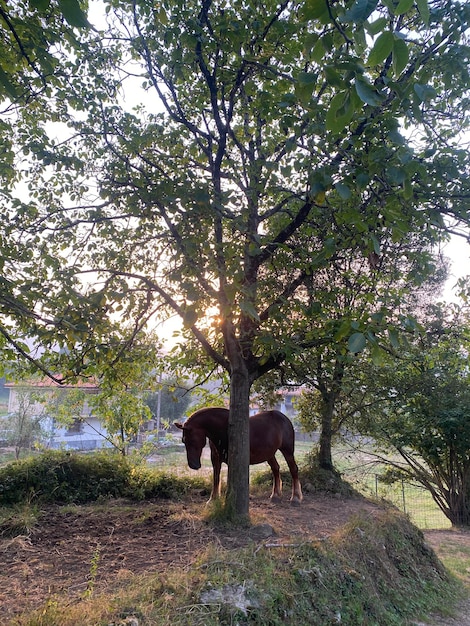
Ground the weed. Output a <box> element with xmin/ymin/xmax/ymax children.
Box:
<box><xmin>0</xmin><ymin>501</ymin><xmax>39</xmax><ymax>538</ymax></box>
<box><xmin>83</xmin><ymin>543</ymin><xmax>101</xmax><ymax>599</ymax></box>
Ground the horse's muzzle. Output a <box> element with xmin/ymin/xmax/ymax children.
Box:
<box><xmin>188</xmin><ymin>459</ymin><xmax>201</xmax><ymax>470</ymax></box>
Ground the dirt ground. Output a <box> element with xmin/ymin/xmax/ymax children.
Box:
<box><xmin>0</xmin><ymin>490</ymin><xmax>469</xmax><ymax>624</ymax></box>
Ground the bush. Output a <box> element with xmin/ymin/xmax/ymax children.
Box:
<box><xmin>0</xmin><ymin>450</ymin><xmax>208</xmax><ymax>506</ymax></box>
<box><xmin>251</xmin><ymin>449</ymin><xmax>357</xmax><ymax>497</ymax></box>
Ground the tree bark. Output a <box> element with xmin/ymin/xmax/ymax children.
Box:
<box><xmin>225</xmin><ymin>362</ymin><xmax>252</xmax><ymax>522</ymax></box>
<box><xmin>317</xmin><ymin>359</ymin><xmax>344</xmax><ymax>471</ymax></box>
<box><xmin>318</xmin><ymin>397</ymin><xmax>334</xmax><ymax>470</ymax></box>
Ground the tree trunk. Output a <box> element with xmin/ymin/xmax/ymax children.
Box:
<box><xmin>317</xmin><ymin>359</ymin><xmax>344</xmax><ymax>471</ymax></box>
<box><xmin>225</xmin><ymin>363</ymin><xmax>251</xmax><ymax>523</ymax></box>
<box><xmin>318</xmin><ymin>396</ymin><xmax>334</xmax><ymax>470</ymax></box>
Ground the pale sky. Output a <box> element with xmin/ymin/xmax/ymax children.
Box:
<box><xmin>442</xmin><ymin>235</ymin><xmax>470</xmax><ymax>301</ymax></box>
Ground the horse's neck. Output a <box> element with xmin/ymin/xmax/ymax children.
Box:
<box><xmin>202</xmin><ymin>417</ymin><xmax>228</xmax><ymax>450</ymax></box>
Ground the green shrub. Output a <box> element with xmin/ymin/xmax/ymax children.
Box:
<box><xmin>0</xmin><ymin>450</ymin><xmax>209</xmax><ymax>506</ymax></box>
<box><xmin>129</xmin><ymin>466</ymin><xmax>208</xmax><ymax>500</ymax></box>
<box><xmin>300</xmin><ymin>449</ymin><xmax>358</xmax><ymax>496</ymax></box>
<box><xmin>251</xmin><ymin>449</ymin><xmax>357</xmax><ymax>497</ymax></box>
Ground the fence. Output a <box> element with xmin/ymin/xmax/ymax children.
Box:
<box><xmin>345</xmin><ymin>469</ymin><xmax>452</xmax><ymax>530</ymax></box>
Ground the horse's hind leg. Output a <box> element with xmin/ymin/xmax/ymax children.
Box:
<box><xmin>281</xmin><ymin>450</ymin><xmax>303</xmax><ymax>506</ymax></box>
<box><xmin>267</xmin><ymin>456</ymin><xmax>282</xmax><ymax>502</ymax></box>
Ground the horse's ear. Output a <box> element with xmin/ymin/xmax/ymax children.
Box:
<box><xmin>175</xmin><ymin>422</ymin><xmax>183</xmax><ymax>430</ymax></box>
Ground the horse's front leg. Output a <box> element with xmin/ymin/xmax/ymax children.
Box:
<box><xmin>267</xmin><ymin>456</ymin><xmax>282</xmax><ymax>502</ymax></box>
<box><xmin>208</xmin><ymin>441</ymin><xmax>222</xmax><ymax>503</ymax></box>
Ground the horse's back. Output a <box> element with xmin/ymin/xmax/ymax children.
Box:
<box><xmin>250</xmin><ymin>410</ymin><xmax>294</xmax><ymax>433</ymax></box>
<box><xmin>249</xmin><ymin>410</ymin><xmax>295</xmax><ymax>462</ymax></box>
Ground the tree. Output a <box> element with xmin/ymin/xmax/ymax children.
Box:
<box><xmin>81</xmin><ymin>338</ymin><xmax>160</xmax><ymax>455</ymax></box>
<box><xmin>3</xmin><ymin>0</ymin><xmax>470</xmax><ymax>519</ymax></box>
<box><xmin>279</xmin><ymin>245</ymin><xmax>449</xmax><ymax>471</ymax></box>
<box><xmin>0</xmin><ymin>0</ymin><xmax>89</xmax><ymax>99</ymax></box>
<box><xmin>2</xmin><ymin>389</ymin><xmax>45</xmax><ymax>459</ymax></box>
<box><xmin>0</xmin><ymin>0</ymin><xmax>94</xmax><ymax>379</ymax></box>
<box><xmin>145</xmin><ymin>378</ymin><xmax>192</xmax><ymax>428</ymax></box>
<box><xmin>41</xmin><ymin>335</ymin><xmax>161</xmax><ymax>455</ymax></box>
<box><xmin>355</xmin><ymin>301</ymin><xmax>470</xmax><ymax>527</ymax></box>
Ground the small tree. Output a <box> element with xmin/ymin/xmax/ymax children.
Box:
<box><xmin>358</xmin><ymin>301</ymin><xmax>470</xmax><ymax>527</ymax></box>
<box><xmin>89</xmin><ymin>390</ymin><xmax>151</xmax><ymax>456</ymax></box>
<box><xmin>257</xmin><ymin>247</ymin><xmax>447</xmax><ymax>471</ymax></box>
<box><xmin>43</xmin><ymin>337</ymin><xmax>161</xmax><ymax>456</ymax></box>
<box><xmin>145</xmin><ymin>378</ymin><xmax>192</xmax><ymax>429</ymax></box>
<box><xmin>4</xmin><ymin>390</ymin><xmax>45</xmax><ymax>459</ymax></box>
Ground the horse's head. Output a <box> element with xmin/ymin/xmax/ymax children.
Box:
<box><xmin>175</xmin><ymin>421</ymin><xmax>206</xmax><ymax>470</ymax></box>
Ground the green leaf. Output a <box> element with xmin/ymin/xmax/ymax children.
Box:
<box><xmin>394</xmin><ymin>0</ymin><xmax>414</xmax><ymax>15</ymax></box>
<box><xmin>326</xmin><ymin>91</ymin><xmax>355</xmax><ymax>132</ymax></box>
<box><xmin>340</xmin><ymin>0</ymin><xmax>379</xmax><ymax>23</ymax></box>
<box><xmin>334</xmin><ymin>320</ymin><xmax>352</xmax><ymax>341</ymax></box>
<box><xmin>278</xmin><ymin>92</ymin><xmax>296</xmax><ymax>108</ymax></box>
<box><xmin>297</xmin><ymin>71</ymin><xmax>318</xmax><ymax>86</ymax></box>
<box><xmin>392</xmin><ymin>38</ymin><xmax>409</xmax><ymax>75</ymax></box>
<box><xmin>371</xmin><ymin>344</ymin><xmax>386</xmax><ymax>365</ymax></box>
<box><xmin>388</xmin><ymin>328</ymin><xmax>401</xmax><ymax>350</ymax></box>
<box><xmin>355</xmin><ymin>78</ymin><xmax>384</xmax><ymax>106</ymax></box>
<box><xmin>158</xmin><ymin>6</ymin><xmax>168</xmax><ymax>25</ymax></box>
<box><xmin>182</xmin><ymin>307</ymin><xmax>198</xmax><ymax>328</ymax></box>
<box><xmin>416</xmin><ymin>0</ymin><xmax>430</xmax><ymax>24</ymax></box>
<box><xmin>323</xmin><ymin>237</ymin><xmax>336</xmax><ymax>257</ymax></box>
<box><xmin>403</xmin><ymin>179</ymin><xmax>413</xmax><ymax>199</ymax></box>
<box><xmin>240</xmin><ymin>300</ymin><xmax>260</xmax><ymax>321</ymax></box>
<box><xmin>368</xmin><ymin>31</ymin><xmax>394</xmax><ymax>66</ymax></box>
<box><xmin>414</xmin><ymin>83</ymin><xmax>437</xmax><ymax>102</ymax></box>
<box><xmin>366</xmin><ymin>17</ymin><xmax>388</xmax><ymax>36</ymax></box>
<box><xmin>386</xmin><ymin>165</ymin><xmax>406</xmax><ymax>185</ymax></box>
<box><xmin>58</xmin><ymin>0</ymin><xmax>90</xmax><ymax>28</ymax></box>
<box><xmin>348</xmin><ymin>332</ymin><xmax>367</xmax><ymax>353</ymax></box>
<box><xmin>370</xmin><ymin>233</ymin><xmax>381</xmax><ymax>255</ymax></box>
<box><xmin>324</xmin><ymin>66</ymin><xmax>345</xmax><ymax>88</ymax></box>
<box><xmin>356</xmin><ymin>172</ymin><xmax>370</xmax><ymax>190</ymax></box>
<box><xmin>295</xmin><ymin>72</ymin><xmax>317</xmax><ymax>105</ymax></box>
<box><xmin>301</xmin><ymin>0</ymin><xmax>329</xmax><ymax>20</ymax></box>
<box><xmin>29</xmin><ymin>0</ymin><xmax>51</xmax><ymax>10</ymax></box>
<box><xmin>311</xmin><ymin>39</ymin><xmax>327</xmax><ymax>63</ymax></box>
<box><xmin>334</xmin><ymin>182</ymin><xmax>352</xmax><ymax>200</ymax></box>
<box><xmin>0</xmin><ymin>67</ymin><xmax>19</xmax><ymax>99</ymax></box>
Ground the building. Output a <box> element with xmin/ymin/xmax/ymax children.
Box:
<box><xmin>5</xmin><ymin>379</ymin><xmax>112</xmax><ymax>451</ymax></box>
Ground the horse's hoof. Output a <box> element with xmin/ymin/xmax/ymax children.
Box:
<box><xmin>270</xmin><ymin>495</ymin><xmax>282</xmax><ymax>504</ymax></box>
<box><xmin>290</xmin><ymin>498</ymin><xmax>302</xmax><ymax>507</ymax></box>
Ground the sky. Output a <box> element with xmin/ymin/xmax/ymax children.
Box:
<box><xmin>441</xmin><ymin>235</ymin><xmax>470</xmax><ymax>301</ymax></box>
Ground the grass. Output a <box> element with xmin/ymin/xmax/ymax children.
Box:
<box><xmin>332</xmin><ymin>444</ymin><xmax>453</xmax><ymax>530</ymax></box>
<box><xmin>9</xmin><ymin>508</ymin><xmax>461</xmax><ymax>626</ymax></box>
<box><xmin>0</xmin><ymin>502</ymin><xmax>40</xmax><ymax>538</ymax></box>
<box><xmin>0</xmin><ymin>448</ymin><xmax>18</xmax><ymax>465</ymax></box>
<box><xmin>0</xmin><ymin>445</ymin><xmax>468</xmax><ymax>625</ymax></box>
<box><xmin>428</xmin><ymin>534</ymin><xmax>470</xmax><ymax>589</ymax></box>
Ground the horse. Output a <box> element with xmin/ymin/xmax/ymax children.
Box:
<box><xmin>175</xmin><ymin>407</ymin><xmax>303</xmax><ymax>505</ymax></box>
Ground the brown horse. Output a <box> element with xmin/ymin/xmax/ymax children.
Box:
<box><xmin>175</xmin><ymin>407</ymin><xmax>303</xmax><ymax>505</ymax></box>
